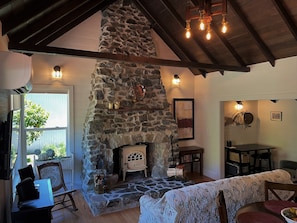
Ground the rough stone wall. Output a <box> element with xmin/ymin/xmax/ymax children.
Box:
<box><xmin>81</xmin><ymin>0</ymin><xmax>179</xmax><ymax>192</ymax></box>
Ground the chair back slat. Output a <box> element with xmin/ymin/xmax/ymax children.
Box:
<box><xmin>216</xmin><ymin>190</ymin><xmax>228</xmax><ymax>223</ymax></box>
<box><xmin>265</xmin><ymin>181</ymin><xmax>297</xmax><ymax>201</ymax></box>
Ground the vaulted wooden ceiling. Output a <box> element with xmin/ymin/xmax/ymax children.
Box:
<box><xmin>1</xmin><ymin>0</ymin><xmax>297</xmax><ymax>77</ymax></box>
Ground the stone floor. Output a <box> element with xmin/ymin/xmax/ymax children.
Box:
<box><xmin>83</xmin><ymin>172</ymin><xmax>195</xmax><ymax>216</ymax></box>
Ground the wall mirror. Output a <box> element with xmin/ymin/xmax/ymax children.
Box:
<box><xmin>173</xmin><ymin>98</ymin><xmax>194</xmax><ymax>140</ymax></box>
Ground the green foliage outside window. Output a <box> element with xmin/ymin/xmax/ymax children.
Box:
<box><xmin>13</xmin><ymin>98</ymin><xmax>49</xmax><ymax>145</ymax></box>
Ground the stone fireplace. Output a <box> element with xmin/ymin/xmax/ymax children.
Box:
<box><xmin>81</xmin><ymin>0</ymin><xmax>179</xmax><ymax>195</ymax></box>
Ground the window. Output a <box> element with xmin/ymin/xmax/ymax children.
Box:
<box><xmin>17</xmin><ymin>85</ymin><xmax>73</xmax><ymax>166</ymax></box>
<box><xmin>25</xmin><ymin>93</ymin><xmax>68</xmax><ymax>163</ymax></box>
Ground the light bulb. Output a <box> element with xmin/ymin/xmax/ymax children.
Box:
<box><xmin>206</xmin><ymin>23</ymin><xmax>211</xmax><ymax>40</ymax></box>
<box><xmin>185</xmin><ymin>29</ymin><xmax>191</xmax><ymax>39</ymax></box>
<box><xmin>221</xmin><ymin>15</ymin><xmax>228</xmax><ymax>33</ymax></box>
<box><xmin>199</xmin><ymin>20</ymin><xmax>205</xmax><ymax>31</ymax></box>
<box><xmin>173</xmin><ymin>74</ymin><xmax>180</xmax><ymax>85</ymax></box>
<box><xmin>185</xmin><ymin>20</ymin><xmax>191</xmax><ymax>39</ymax></box>
<box><xmin>221</xmin><ymin>23</ymin><xmax>227</xmax><ymax>33</ymax></box>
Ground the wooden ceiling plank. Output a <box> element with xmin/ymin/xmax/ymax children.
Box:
<box><xmin>2</xmin><ymin>0</ymin><xmax>69</xmax><ymax>36</ymax></box>
<box><xmin>272</xmin><ymin>0</ymin><xmax>297</xmax><ymax>41</ymax></box>
<box><xmin>135</xmin><ymin>0</ymin><xmax>207</xmax><ymax>76</ymax></box>
<box><xmin>35</xmin><ymin>0</ymin><xmax>116</xmax><ymax>46</ymax></box>
<box><xmin>11</xmin><ymin>0</ymin><xmax>110</xmax><ymax>45</ymax></box>
<box><xmin>211</xmin><ymin>23</ymin><xmax>246</xmax><ymax>67</ymax></box>
<box><xmin>228</xmin><ymin>0</ymin><xmax>276</xmax><ymax>67</ymax></box>
<box><xmin>8</xmin><ymin>43</ymin><xmax>250</xmax><ymax>72</ymax></box>
<box><xmin>1</xmin><ymin>0</ymin><xmax>66</xmax><ymax>36</ymax></box>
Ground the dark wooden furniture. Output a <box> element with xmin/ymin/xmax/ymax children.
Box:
<box><xmin>37</xmin><ymin>162</ymin><xmax>78</xmax><ymax>211</ymax></box>
<box><xmin>179</xmin><ymin>146</ymin><xmax>203</xmax><ymax>175</ymax></box>
<box><xmin>235</xmin><ymin>202</ymin><xmax>285</xmax><ymax>223</ymax></box>
<box><xmin>216</xmin><ymin>190</ymin><xmax>228</xmax><ymax>223</ymax></box>
<box><xmin>265</xmin><ymin>181</ymin><xmax>297</xmax><ymax>201</ymax></box>
<box><xmin>225</xmin><ymin>144</ymin><xmax>274</xmax><ymax>177</ymax></box>
<box><xmin>11</xmin><ymin>179</ymin><xmax>54</xmax><ymax>223</ymax></box>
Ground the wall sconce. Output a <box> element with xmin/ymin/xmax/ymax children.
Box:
<box><xmin>52</xmin><ymin>65</ymin><xmax>62</xmax><ymax>79</ymax></box>
<box><xmin>235</xmin><ymin>101</ymin><xmax>243</xmax><ymax>110</ymax></box>
<box><xmin>172</xmin><ymin>74</ymin><xmax>180</xmax><ymax>85</ymax></box>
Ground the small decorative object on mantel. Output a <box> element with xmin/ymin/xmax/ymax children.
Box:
<box><xmin>114</xmin><ymin>101</ymin><xmax>120</xmax><ymax>109</ymax></box>
<box><xmin>108</xmin><ymin>102</ymin><xmax>113</xmax><ymax>109</ymax></box>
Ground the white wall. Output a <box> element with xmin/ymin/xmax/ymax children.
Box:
<box><xmin>195</xmin><ymin>57</ymin><xmax>297</xmax><ymax>179</ymax></box>
<box><xmin>258</xmin><ymin>99</ymin><xmax>297</xmax><ymax>165</ymax></box>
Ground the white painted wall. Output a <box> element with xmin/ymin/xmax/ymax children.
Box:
<box><xmin>258</xmin><ymin>99</ymin><xmax>297</xmax><ymax>164</ymax></box>
<box><xmin>195</xmin><ymin>57</ymin><xmax>297</xmax><ymax>179</ymax></box>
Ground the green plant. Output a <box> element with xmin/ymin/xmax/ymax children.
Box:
<box><xmin>13</xmin><ymin>98</ymin><xmax>50</xmax><ymax>145</ymax></box>
<box><xmin>41</xmin><ymin>143</ymin><xmax>66</xmax><ymax>157</ymax></box>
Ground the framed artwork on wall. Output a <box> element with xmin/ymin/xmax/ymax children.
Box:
<box><xmin>173</xmin><ymin>98</ymin><xmax>194</xmax><ymax>140</ymax></box>
<box><xmin>270</xmin><ymin>111</ymin><xmax>282</xmax><ymax>121</ymax></box>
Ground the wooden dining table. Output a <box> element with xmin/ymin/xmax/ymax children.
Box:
<box><xmin>236</xmin><ymin>200</ymin><xmax>297</xmax><ymax>223</ymax></box>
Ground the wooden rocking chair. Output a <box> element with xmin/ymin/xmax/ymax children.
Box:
<box><xmin>37</xmin><ymin>161</ymin><xmax>78</xmax><ymax>211</ymax></box>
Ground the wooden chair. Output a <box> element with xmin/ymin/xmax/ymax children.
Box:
<box><xmin>37</xmin><ymin>161</ymin><xmax>78</xmax><ymax>211</ymax></box>
<box><xmin>251</xmin><ymin>152</ymin><xmax>272</xmax><ymax>173</ymax></box>
<box><xmin>264</xmin><ymin>180</ymin><xmax>297</xmax><ymax>201</ymax></box>
<box><xmin>216</xmin><ymin>190</ymin><xmax>228</xmax><ymax>223</ymax></box>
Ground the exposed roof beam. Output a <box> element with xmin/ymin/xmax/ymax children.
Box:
<box><xmin>135</xmin><ymin>0</ymin><xmax>207</xmax><ymax>76</ymax></box>
<box><xmin>228</xmin><ymin>0</ymin><xmax>276</xmax><ymax>67</ymax></box>
<box><xmin>272</xmin><ymin>0</ymin><xmax>297</xmax><ymax>41</ymax></box>
<box><xmin>8</xmin><ymin>43</ymin><xmax>250</xmax><ymax>72</ymax></box>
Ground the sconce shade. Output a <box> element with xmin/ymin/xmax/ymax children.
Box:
<box><xmin>53</xmin><ymin>65</ymin><xmax>62</xmax><ymax>79</ymax></box>
<box><xmin>235</xmin><ymin>101</ymin><xmax>243</xmax><ymax>110</ymax></box>
<box><xmin>173</xmin><ymin>74</ymin><xmax>180</xmax><ymax>85</ymax></box>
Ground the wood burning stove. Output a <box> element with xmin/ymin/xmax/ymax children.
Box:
<box><xmin>120</xmin><ymin>144</ymin><xmax>147</xmax><ymax>181</ymax></box>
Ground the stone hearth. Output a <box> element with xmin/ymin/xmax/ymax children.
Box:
<box><xmin>81</xmin><ymin>0</ymin><xmax>180</xmax><ymax>215</ymax></box>
<box><xmin>83</xmin><ymin>173</ymin><xmax>194</xmax><ymax>216</ymax></box>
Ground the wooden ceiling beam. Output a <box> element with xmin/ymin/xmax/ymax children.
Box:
<box><xmin>228</xmin><ymin>0</ymin><xmax>276</xmax><ymax>67</ymax></box>
<box><xmin>272</xmin><ymin>0</ymin><xmax>297</xmax><ymax>41</ymax></box>
<box><xmin>8</xmin><ymin>43</ymin><xmax>250</xmax><ymax>72</ymax></box>
<box><xmin>135</xmin><ymin>0</ymin><xmax>207</xmax><ymax>76</ymax></box>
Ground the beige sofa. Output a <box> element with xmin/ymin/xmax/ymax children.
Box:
<box><xmin>138</xmin><ymin>169</ymin><xmax>292</xmax><ymax>223</ymax></box>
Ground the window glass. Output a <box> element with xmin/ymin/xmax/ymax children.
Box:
<box><xmin>24</xmin><ymin>93</ymin><xmax>68</xmax><ymax>163</ymax></box>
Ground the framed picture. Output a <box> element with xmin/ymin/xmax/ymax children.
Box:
<box><xmin>270</xmin><ymin>111</ymin><xmax>282</xmax><ymax>121</ymax></box>
<box><xmin>173</xmin><ymin>98</ymin><xmax>194</xmax><ymax>140</ymax></box>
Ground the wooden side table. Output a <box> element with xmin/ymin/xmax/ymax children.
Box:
<box><xmin>11</xmin><ymin>179</ymin><xmax>54</xmax><ymax>223</ymax></box>
<box><xmin>179</xmin><ymin>146</ymin><xmax>204</xmax><ymax>175</ymax></box>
